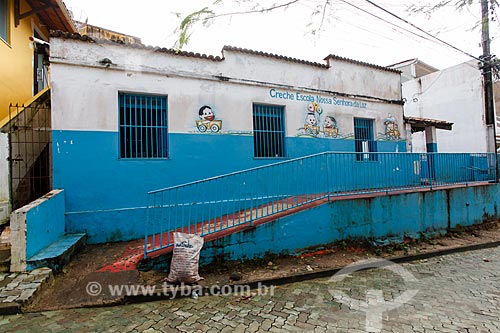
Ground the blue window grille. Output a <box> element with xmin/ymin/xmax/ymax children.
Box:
<box><xmin>354</xmin><ymin>117</ymin><xmax>377</xmax><ymax>161</ymax></box>
<box><xmin>253</xmin><ymin>104</ymin><xmax>285</xmax><ymax>158</ymax></box>
<box><xmin>119</xmin><ymin>93</ymin><xmax>168</xmax><ymax>159</ymax></box>
<box><xmin>0</xmin><ymin>0</ymin><xmax>8</xmax><ymax>42</ymax></box>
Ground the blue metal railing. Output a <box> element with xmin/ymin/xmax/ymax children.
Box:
<box><xmin>144</xmin><ymin>152</ymin><xmax>497</xmax><ymax>257</ymax></box>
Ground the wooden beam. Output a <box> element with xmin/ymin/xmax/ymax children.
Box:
<box><xmin>19</xmin><ymin>4</ymin><xmax>54</xmax><ymax>20</ymax></box>
<box><xmin>14</xmin><ymin>0</ymin><xmax>57</xmax><ymax>27</ymax></box>
<box><xmin>14</xmin><ymin>0</ymin><xmax>19</xmax><ymax>27</ymax></box>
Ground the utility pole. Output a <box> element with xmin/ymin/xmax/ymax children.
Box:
<box><xmin>481</xmin><ymin>0</ymin><xmax>498</xmax><ymax>181</ymax></box>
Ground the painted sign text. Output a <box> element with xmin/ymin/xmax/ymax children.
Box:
<box><xmin>269</xmin><ymin>88</ymin><xmax>367</xmax><ymax>109</ymax></box>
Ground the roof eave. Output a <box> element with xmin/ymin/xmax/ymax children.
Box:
<box><xmin>404</xmin><ymin>116</ymin><xmax>453</xmax><ymax>131</ymax></box>
<box><xmin>54</xmin><ymin>0</ymin><xmax>77</xmax><ymax>32</ymax></box>
<box><xmin>324</xmin><ymin>54</ymin><xmax>402</xmax><ymax>74</ymax></box>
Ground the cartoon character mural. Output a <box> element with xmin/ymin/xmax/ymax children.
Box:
<box><xmin>323</xmin><ymin>115</ymin><xmax>339</xmax><ymax>138</ymax></box>
<box><xmin>304</xmin><ymin>102</ymin><xmax>322</xmax><ymax>136</ymax></box>
<box><xmin>196</xmin><ymin>105</ymin><xmax>222</xmax><ymax>133</ymax></box>
<box><xmin>384</xmin><ymin>113</ymin><xmax>400</xmax><ymax>140</ymax></box>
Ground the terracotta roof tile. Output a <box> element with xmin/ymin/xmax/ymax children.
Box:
<box><xmin>222</xmin><ymin>45</ymin><xmax>329</xmax><ymax>69</ymax></box>
<box><xmin>324</xmin><ymin>54</ymin><xmax>401</xmax><ymax>74</ymax></box>
<box><xmin>50</xmin><ymin>31</ymin><xmax>401</xmax><ymax>72</ymax></box>
<box><xmin>50</xmin><ymin>31</ymin><xmax>224</xmax><ymax>62</ymax></box>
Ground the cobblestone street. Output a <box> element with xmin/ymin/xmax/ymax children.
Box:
<box><xmin>1</xmin><ymin>246</ymin><xmax>500</xmax><ymax>332</ymax></box>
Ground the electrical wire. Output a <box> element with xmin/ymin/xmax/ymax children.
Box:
<box><xmin>362</xmin><ymin>0</ymin><xmax>485</xmax><ymax>63</ymax></box>
<box><xmin>300</xmin><ymin>0</ymin><xmax>483</xmax><ymax>67</ymax></box>
<box><xmin>339</xmin><ymin>0</ymin><xmax>440</xmax><ymax>45</ymax></box>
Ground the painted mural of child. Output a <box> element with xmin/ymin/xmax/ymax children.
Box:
<box><xmin>199</xmin><ymin>105</ymin><xmax>215</xmax><ymax>121</ymax></box>
<box><xmin>196</xmin><ymin>105</ymin><xmax>222</xmax><ymax>133</ymax></box>
<box><xmin>304</xmin><ymin>106</ymin><xmax>320</xmax><ymax>136</ymax></box>
<box><xmin>323</xmin><ymin>115</ymin><xmax>339</xmax><ymax>138</ymax></box>
<box><xmin>384</xmin><ymin>113</ymin><xmax>400</xmax><ymax>139</ymax></box>
<box><xmin>305</xmin><ymin>113</ymin><xmax>318</xmax><ymax>126</ymax></box>
<box><xmin>324</xmin><ymin>115</ymin><xmax>337</xmax><ymax>129</ymax></box>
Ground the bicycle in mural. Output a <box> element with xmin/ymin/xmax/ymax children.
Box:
<box><xmin>195</xmin><ymin>119</ymin><xmax>222</xmax><ymax>133</ymax></box>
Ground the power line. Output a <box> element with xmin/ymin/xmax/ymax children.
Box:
<box><xmin>362</xmin><ymin>0</ymin><xmax>484</xmax><ymax>62</ymax></box>
<box><xmin>339</xmin><ymin>0</ymin><xmax>447</xmax><ymax>48</ymax></box>
<box><xmin>340</xmin><ymin>0</ymin><xmax>487</xmax><ymax>71</ymax></box>
<box><xmin>303</xmin><ymin>0</ymin><xmax>484</xmax><ymax>68</ymax></box>
<box><xmin>292</xmin><ymin>0</ymin><xmax>441</xmax><ymax>56</ymax></box>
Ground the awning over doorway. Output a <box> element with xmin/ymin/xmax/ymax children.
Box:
<box><xmin>404</xmin><ymin>116</ymin><xmax>453</xmax><ymax>133</ymax></box>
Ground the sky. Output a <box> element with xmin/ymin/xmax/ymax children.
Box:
<box><xmin>62</xmin><ymin>0</ymin><xmax>500</xmax><ymax>70</ymax></box>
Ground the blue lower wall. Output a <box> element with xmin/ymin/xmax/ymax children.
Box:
<box><xmin>200</xmin><ymin>184</ymin><xmax>500</xmax><ymax>264</ymax></box>
<box><xmin>26</xmin><ymin>190</ymin><xmax>66</xmax><ymax>258</ymax></box>
<box><xmin>53</xmin><ymin>130</ymin><xmax>405</xmax><ymax>243</ymax></box>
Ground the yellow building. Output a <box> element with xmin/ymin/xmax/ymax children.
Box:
<box><xmin>0</xmin><ymin>0</ymin><xmax>75</xmax><ymax>123</ymax></box>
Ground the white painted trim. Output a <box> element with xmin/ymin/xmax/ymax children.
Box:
<box><xmin>10</xmin><ymin>209</ymin><xmax>27</xmax><ymax>272</ymax></box>
<box><xmin>0</xmin><ymin>133</ymin><xmax>10</xmax><ymax>224</ymax></box>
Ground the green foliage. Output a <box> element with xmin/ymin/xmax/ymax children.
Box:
<box><xmin>418</xmin><ymin>231</ymin><xmax>429</xmax><ymax>242</ymax></box>
<box><xmin>408</xmin><ymin>0</ymin><xmax>478</xmax><ymax>16</ymax></box>
<box><xmin>174</xmin><ymin>7</ymin><xmax>215</xmax><ymax>49</ymax></box>
<box><xmin>172</xmin><ymin>0</ymin><xmax>303</xmax><ymax>49</ymax></box>
<box><xmin>172</xmin><ymin>0</ymin><xmax>499</xmax><ymax>54</ymax></box>
<box><xmin>407</xmin><ymin>0</ymin><xmax>499</xmax><ymax>33</ymax></box>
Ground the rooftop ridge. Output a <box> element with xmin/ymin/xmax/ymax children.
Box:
<box><xmin>222</xmin><ymin>45</ymin><xmax>329</xmax><ymax>69</ymax></box>
<box><xmin>50</xmin><ymin>31</ymin><xmax>224</xmax><ymax>62</ymax></box>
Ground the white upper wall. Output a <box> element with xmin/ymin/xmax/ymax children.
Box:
<box><xmin>403</xmin><ymin>60</ymin><xmax>486</xmax><ymax>152</ymax></box>
<box><xmin>49</xmin><ymin>36</ymin><xmax>403</xmax><ymax>138</ymax></box>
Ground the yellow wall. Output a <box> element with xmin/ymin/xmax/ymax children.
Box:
<box><xmin>0</xmin><ymin>0</ymin><xmax>49</xmax><ymax>122</ymax></box>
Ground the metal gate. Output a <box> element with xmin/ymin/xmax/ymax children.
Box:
<box><xmin>6</xmin><ymin>91</ymin><xmax>52</xmax><ymax>210</ymax></box>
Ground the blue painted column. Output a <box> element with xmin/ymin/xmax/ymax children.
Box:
<box><xmin>425</xmin><ymin>126</ymin><xmax>437</xmax><ymax>181</ymax></box>
<box><xmin>425</xmin><ymin>126</ymin><xmax>438</xmax><ymax>153</ymax></box>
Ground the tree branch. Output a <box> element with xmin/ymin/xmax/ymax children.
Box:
<box><xmin>318</xmin><ymin>0</ymin><xmax>330</xmax><ymax>34</ymax></box>
<box><xmin>204</xmin><ymin>0</ymin><xmax>301</xmax><ymax>20</ymax></box>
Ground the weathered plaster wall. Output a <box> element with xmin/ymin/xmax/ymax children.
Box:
<box><xmin>403</xmin><ymin>61</ymin><xmax>487</xmax><ymax>153</ymax></box>
<box><xmin>50</xmin><ymin>37</ymin><xmax>405</xmax><ymax>243</ymax></box>
<box><xmin>199</xmin><ymin>184</ymin><xmax>500</xmax><ymax>264</ymax></box>
<box><xmin>10</xmin><ymin>189</ymin><xmax>65</xmax><ymax>271</ymax></box>
<box><xmin>0</xmin><ymin>132</ymin><xmax>9</xmax><ymax>224</ymax></box>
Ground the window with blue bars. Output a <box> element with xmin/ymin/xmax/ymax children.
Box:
<box><xmin>119</xmin><ymin>93</ymin><xmax>168</xmax><ymax>159</ymax></box>
<box><xmin>253</xmin><ymin>104</ymin><xmax>286</xmax><ymax>158</ymax></box>
<box><xmin>354</xmin><ymin>117</ymin><xmax>377</xmax><ymax>161</ymax></box>
<box><xmin>0</xmin><ymin>0</ymin><xmax>8</xmax><ymax>43</ymax></box>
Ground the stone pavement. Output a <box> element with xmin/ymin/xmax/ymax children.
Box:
<box><xmin>0</xmin><ymin>268</ymin><xmax>52</xmax><ymax>314</ymax></box>
<box><xmin>1</xmin><ymin>246</ymin><xmax>500</xmax><ymax>332</ymax></box>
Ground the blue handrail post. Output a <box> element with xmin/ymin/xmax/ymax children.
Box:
<box><xmin>428</xmin><ymin>153</ymin><xmax>434</xmax><ymax>190</ymax></box>
<box><xmin>326</xmin><ymin>152</ymin><xmax>331</xmax><ymax>200</ymax></box>
<box><xmin>143</xmin><ymin>152</ymin><xmax>498</xmax><ymax>258</ymax></box>
<box><xmin>249</xmin><ymin>197</ymin><xmax>254</xmax><ymax>227</ymax></box>
<box><xmin>144</xmin><ymin>194</ymin><xmax>150</xmax><ymax>259</ymax></box>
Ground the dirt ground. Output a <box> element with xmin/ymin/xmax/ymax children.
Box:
<box><xmin>28</xmin><ymin>221</ymin><xmax>500</xmax><ymax>312</ymax></box>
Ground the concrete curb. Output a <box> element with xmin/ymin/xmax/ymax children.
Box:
<box><xmin>0</xmin><ymin>302</ymin><xmax>21</xmax><ymax>315</ymax></box>
<box><xmin>9</xmin><ymin>240</ymin><xmax>500</xmax><ymax>314</ymax></box>
<box><xmin>124</xmin><ymin>240</ymin><xmax>500</xmax><ymax>304</ymax></box>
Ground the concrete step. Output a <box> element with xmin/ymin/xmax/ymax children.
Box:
<box><xmin>0</xmin><ymin>249</ymin><xmax>10</xmax><ymax>273</ymax></box>
<box><xmin>0</xmin><ymin>226</ymin><xmax>10</xmax><ymax>273</ymax></box>
<box><xmin>27</xmin><ymin>233</ymin><xmax>87</xmax><ymax>271</ymax></box>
